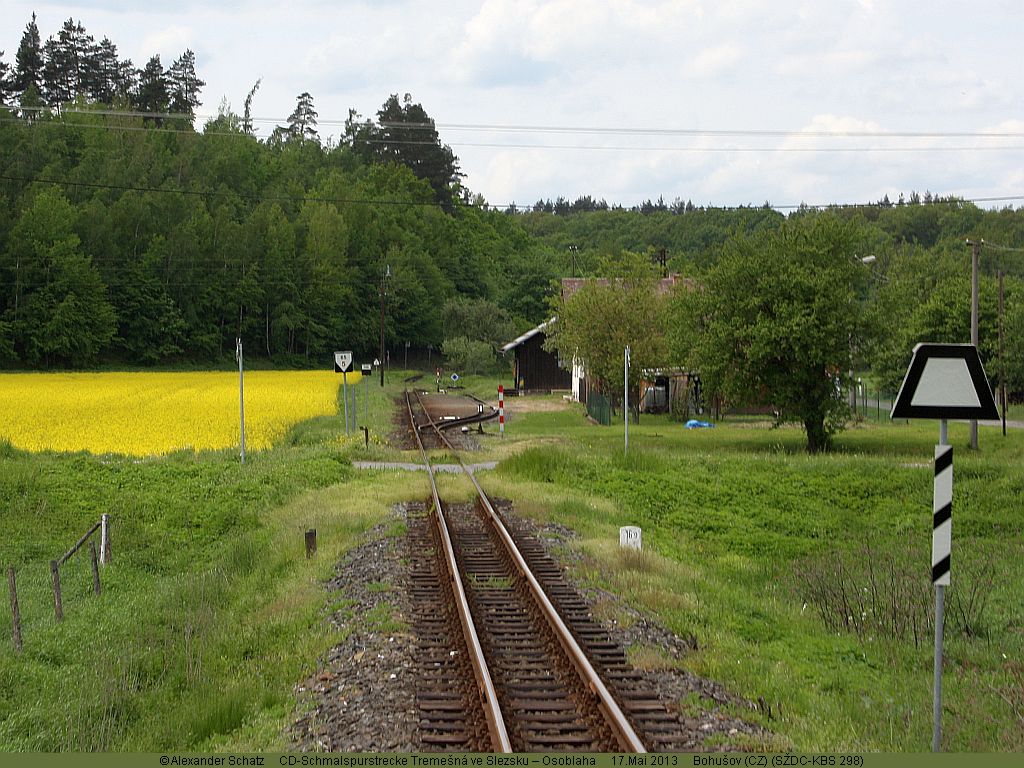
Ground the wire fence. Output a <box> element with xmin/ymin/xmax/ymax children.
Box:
<box><xmin>5</xmin><ymin>517</ymin><xmax>110</xmax><ymax>653</ymax></box>
<box><xmin>586</xmin><ymin>391</ymin><xmax>612</xmax><ymax>426</ymax></box>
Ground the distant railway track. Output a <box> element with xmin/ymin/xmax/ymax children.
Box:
<box><xmin>404</xmin><ymin>389</ymin><xmax>685</xmax><ymax>752</ymax></box>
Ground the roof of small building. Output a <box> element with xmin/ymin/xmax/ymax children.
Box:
<box><xmin>560</xmin><ymin>273</ymin><xmax>693</xmax><ymax>301</ymax></box>
<box><xmin>499</xmin><ymin>317</ymin><xmax>557</xmax><ymax>353</ymax></box>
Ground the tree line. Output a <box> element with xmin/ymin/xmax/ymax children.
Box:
<box><xmin>0</xmin><ymin>14</ymin><xmax>203</xmax><ymax>118</ymax></box>
<box><xmin>545</xmin><ymin>208</ymin><xmax>1024</xmax><ymax>451</ymax></box>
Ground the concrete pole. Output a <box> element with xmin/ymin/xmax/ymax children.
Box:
<box><xmin>969</xmin><ymin>239</ymin><xmax>981</xmax><ymax>450</ymax></box>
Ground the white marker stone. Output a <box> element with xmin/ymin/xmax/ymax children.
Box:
<box><xmin>619</xmin><ymin>526</ymin><xmax>642</xmax><ymax>551</ymax></box>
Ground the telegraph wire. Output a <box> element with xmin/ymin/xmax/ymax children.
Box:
<box><xmin>8</xmin><ymin>105</ymin><xmax>1024</xmax><ymax>140</ymax></box>
<box><xmin>4</xmin><ymin>115</ymin><xmax>1024</xmax><ymax>155</ymax></box>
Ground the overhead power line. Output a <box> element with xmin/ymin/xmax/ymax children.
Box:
<box><xmin>6</xmin><ymin>104</ymin><xmax>1024</xmax><ymax>140</ymax></box>
<box><xmin>3</xmin><ymin>116</ymin><xmax>1022</xmax><ymax>156</ymax></box>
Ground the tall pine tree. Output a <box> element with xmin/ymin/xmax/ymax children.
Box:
<box><xmin>286</xmin><ymin>91</ymin><xmax>318</xmax><ymax>142</ymax></box>
<box><xmin>167</xmin><ymin>49</ymin><xmax>204</xmax><ymax>117</ymax></box>
<box><xmin>41</xmin><ymin>18</ymin><xmax>96</xmax><ymax>107</ymax></box>
<box><xmin>85</xmin><ymin>37</ymin><xmax>131</xmax><ymax>104</ymax></box>
<box><xmin>135</xmin><ymin>55</ymin><xmax>169</xmax><ymax>117</ymax></box>
<box><xmin>13</xmin><ymin>13</ymin><xmax>44</xmax><ymax>109</ymax></box>
<box><xmin>347</xmin><ymin>93</ymin><xmax>461</xmax><ymax>210</ymax></box>
<box><xmin>0</xmin><ymin>51</ymin><xmax>12</xmax><ymax>106</ymax></box>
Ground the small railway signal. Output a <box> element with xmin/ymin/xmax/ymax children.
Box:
<box><xmin>891</xmin><ymin>343</ymin><xmax>998</xmax><ymax>420</ymax></box>
<box><xmin>334</xmin><ymin>351</ymin><xmax>353</xmax><ymax>373</ymax></box>
<box><xmin>890</xmin><ymin>342</ymin><xmax>996</xmax><ymax>753</ymax></box>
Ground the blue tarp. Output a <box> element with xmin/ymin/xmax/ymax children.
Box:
<box><xmin>685</xmin><ymin>419</ymin><xmax>715</xmax><ymax>429</ymax></box>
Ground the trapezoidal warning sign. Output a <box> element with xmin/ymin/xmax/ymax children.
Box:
<box><xmin>890</xmin><ymin>343</ymin><xmax>998</xmax><ymax>420</ymax></box>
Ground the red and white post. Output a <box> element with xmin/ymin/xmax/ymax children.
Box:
<box><xmin>498</xmin><ymin>384</ymin><xmax>505</xmax><ymax>437</ymax></box>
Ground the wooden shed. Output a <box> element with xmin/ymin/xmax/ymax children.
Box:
<box><xmin>500</xmin><ymin>318</ymin><xmax>571</xmax><ymax>394</ymax></box>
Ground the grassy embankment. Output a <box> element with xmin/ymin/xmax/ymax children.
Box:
<box><xmin>1</xmin><ymin>370</ymin><xmax>1021</xmax><ymax>751</ymax></box>
<box><xmin>0</xmin><ymin>374</ymin><xmax>422</xmax><ymax>751</ymax></box>
<box><xmin>473</xmin><ymin>389</ymin><xmax>1024</xmax><ymax>752</ymax></box>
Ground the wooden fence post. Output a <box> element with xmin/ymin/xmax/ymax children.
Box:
<box><xmin>50</xmin><ymin>560</ymin><xmax>63</xmax><ymax>621</ymax></box>
<box><xmin>305</xmin><ymin>529</ymin><xmax>317</xmax><ymax>559</ymax></box>
<box><xmin>7</xmin><ymin>567</ymin><xmax>21</xmax><ymax>652</ymax></box>
<box><xmin>89</xmin><ymin>541</ymin><xmax>101</xmax><ymax>595</ymax></box>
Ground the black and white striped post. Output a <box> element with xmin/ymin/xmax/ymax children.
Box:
<box><xmin>890</xmin><ymin>343</ymin><xmax>999</xmax><ymax>753</ymax></box>
<box><xmin>932</xmin><ymin>423</ymin><xmax>952</xmax><ymax>753</ymax></box>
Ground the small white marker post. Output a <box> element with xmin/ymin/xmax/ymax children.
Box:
<box><xmin>890</xmin><ymin>343</ymin><xmax>997</xmax><ymax>752</ymax></box>
<box><xmin>619</xmin><ymin>526</ymin><xmax>642</xmax><ymax>551</ymax></box>
<box><xmin>236</xmin><ymin>338</ymin><xmax>245</xmax><ymax>464</ymax></box>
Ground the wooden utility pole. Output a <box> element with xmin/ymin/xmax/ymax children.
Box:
<box><xmin>967</xmin><ymin>239</ymin><xmax>982</xmax><ymax>450</ymax></box>
<box><xmin>379</xmin><ymin>265</ymin><xmax>389</xmax><ymax>387</ymax></box>
<box><xmin>999</xmin><ymin>270</ymin><xmax>1006</xmax><ymax>436</ymax></box>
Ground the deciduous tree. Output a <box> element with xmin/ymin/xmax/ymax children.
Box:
<box><xmin>546</xmin><ymin>254</ymin><xmax>667</xmax><ymax>415</ymax></box>
<box><xmin>670</xmin><ymin>213</ymin><xmax>871</xmax><ymax>452</ymax></box>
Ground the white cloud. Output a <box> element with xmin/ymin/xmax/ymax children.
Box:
<box><xmin>689</xmin><ymin>43</ymin><xmax>743</xmax><ymax>77</ymax></box>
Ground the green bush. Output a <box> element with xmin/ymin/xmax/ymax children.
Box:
<box><xmin>441</xmin><ymin>336</ymin><xmax>498</xmax><ymax>375</ymax></box>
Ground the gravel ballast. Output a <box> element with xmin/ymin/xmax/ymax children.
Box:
<box><xmin>290</xmin><ymin>502</ymin><xmax>768</xmax><ymax>752</ymax></box>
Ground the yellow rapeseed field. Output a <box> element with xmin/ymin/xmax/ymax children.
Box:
<box><xmin>0</xmin><ymin>371</ymin><xmax>350</xmax><ymax>456</ymax></box>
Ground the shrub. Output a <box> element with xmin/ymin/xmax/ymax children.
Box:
<box><xmin>441</xmin><ymin>336</ymin><xmax>497</xmax><ymax>375</ymax></box>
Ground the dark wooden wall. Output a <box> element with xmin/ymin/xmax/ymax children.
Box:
<box><xmin>514</xmin><ymin>334</ymin><xmax>571</xmax><ymax>392</ymax></box>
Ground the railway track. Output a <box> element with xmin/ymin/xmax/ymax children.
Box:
<box><xmin>404</xmin><ymin>390</ymin><xmax>687</xmax><ymax>752</ymax></box>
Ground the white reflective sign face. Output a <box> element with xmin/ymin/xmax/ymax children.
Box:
<box><xmin>910</xmin><ymin>358</ymin><xmax>982</xmax><ymax>408</ymax></box>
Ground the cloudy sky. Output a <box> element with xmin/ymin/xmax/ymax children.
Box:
<box><xmin>4</xmin><ymin>1</ymin><xmax>1023</xmax><ymax>208</ymax></box>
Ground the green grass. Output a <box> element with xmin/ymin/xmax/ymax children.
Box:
<box><xmin>1</xmin><ymin>369</ymin><xmax>1020</xmax><ymax>752</ymax></box>
<box><xmin>0</xmin><ymin>374</ymin><xmax>425</xmax><ymax>751</ymax></box>
<box><xmin>483</xmin><ymin>405</ymin><xmax>1024</xmax><ymax>751</ymax></box>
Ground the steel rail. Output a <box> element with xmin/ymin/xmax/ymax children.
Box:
<box><xmin>411</xmin><ymin>390</ymin><xmax>647</xmax><ymax>753</ymax></box>
<box><xmin>404</xmin><ymin>391</ymin><xmax>513</xmax><ymax>753</ymax></box>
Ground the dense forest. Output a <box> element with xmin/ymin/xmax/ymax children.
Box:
<box><xmin>0</xmin><ymin>16</ymin><xmax>566</xmax><ymax>369</ymax></box>
<box><xmin>1</xmin><ymin>14</ymin><xmax>1023</xmax><ymax>385</ymax></box>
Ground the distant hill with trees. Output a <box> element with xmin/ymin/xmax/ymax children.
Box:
<box><xmin>1</xmin><ymin>12</ymin><xmax>1023</xmax><ymax>397</ymax></box>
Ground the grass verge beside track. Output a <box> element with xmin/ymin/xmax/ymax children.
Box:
<box><xmin>480</xmin><ymin>397</ymin><xmax>1024</xmax><ymax>751</ymax></box>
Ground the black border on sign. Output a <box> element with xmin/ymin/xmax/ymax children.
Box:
<box><xmin>334</xmin><ymin>351</ymin><xmax>353</xmax><ymax>374</ymax></box>
<box><xmin>890</xmin><ymin>343</ymin><xmax>999</xmax><ymax>420</ymax></box>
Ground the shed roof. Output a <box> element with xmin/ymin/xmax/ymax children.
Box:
<box><xmin>500</xmin><ymin>317</ymin><xmax>557</xmax><ymax>353</ymax></box>
<box><xmin>560</xmin><ymin>273</ymin><xmax>693</xmax><ymax>302</ymax></box>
